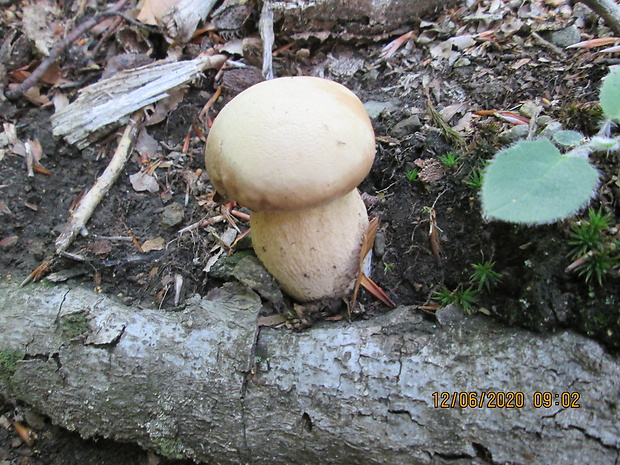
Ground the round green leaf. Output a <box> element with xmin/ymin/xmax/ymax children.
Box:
<box><xmin>600</xmin><ymin>66</ymin><xmax>620</xmax><ymax>121</ymax></box>
<box><xmin>553</xmin><ymin>129</ymin><xmax>584</xmax><ymax>147</ymax></box>
<box><xmin>480</xmin><ymin>139</ymin><xmax>600</xmax><ymax>224</ymax></box>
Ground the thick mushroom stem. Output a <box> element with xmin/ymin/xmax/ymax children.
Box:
<box><xmin>250</xmin><ymin>190</ymin><xmax>369</xmax><ymax>302</ymax></box>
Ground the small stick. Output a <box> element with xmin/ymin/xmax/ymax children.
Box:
<box><xmin>21</xmin><ymin>111</ymin><xmax>144</xmax><ymax>286</ymax></box>
<box><xmin>55</xmin><ymin>111</ymin><xmax>144</xmax><ymax>254</ymax></box>
<box><xmin>5</xmin><ymin>0</ymin><xmax>130</xmax><ymax>100</ymax></box>
<box><xmin>259</xmin><ymin>2</ymin><xmax>275</xmax><ymax>80</ymax></box>
<box><xmin>579</xmin><ymin>0</ymin><xmax>620</xmax><ymax>35</ymax></box>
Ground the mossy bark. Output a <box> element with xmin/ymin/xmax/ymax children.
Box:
<box><xmin>0</xmin><ymin>281</ymin><xmax>619</xmax><ymax>464</ymax></box>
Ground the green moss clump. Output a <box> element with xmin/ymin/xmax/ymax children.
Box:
<box><xmin>152</xmin><ymin>437</ymin><xmax>187</xmax><ymax>460</ymax></box>
<box><xmin>0</xmin><ymin>349</ymin><xmax>25</xmax><ymax>379</ymax></box>
<box><xmin>61</xmin><ymin>313</ymin><xmax>91</xmax><ymax>338</ymax></box>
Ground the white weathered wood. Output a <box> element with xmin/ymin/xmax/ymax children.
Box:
<box><xmin>54</xmin><ymin>112</ymin><xmax>143</xmax><ymax>254</ymax></box>
<box><xmin>0</xmin><ymin>281</ymin><xmax>619</xmax><ymax>464</ymax></box>
<box><xmin>51</xmin><ymin>55</ymin><xmax>226</xmax><ymax>149</ymax></box>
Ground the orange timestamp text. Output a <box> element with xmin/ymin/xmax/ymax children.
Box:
<box><xmin>432</xmin><ymin>391</ymin><xmax>581</xmax><ymax>409</ymax></box>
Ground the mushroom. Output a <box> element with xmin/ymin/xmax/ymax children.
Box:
<box><xmin>205</xmin><ymin>76</ymin><xmax>375</xmax><ymax>301</ymax></box>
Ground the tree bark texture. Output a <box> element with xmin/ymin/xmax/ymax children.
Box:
<box><xmin>0</xmin><ymin>281</ymin><xmax>619</xmax><ymax>464</ymax></box>
<box><xmin>264</xmin><ymin>0</ymin><xmax>458</xmax><ymax>38</ymax></box>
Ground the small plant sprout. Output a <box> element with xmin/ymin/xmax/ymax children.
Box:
<box><xmin>575</xmin><ymin>249</ymin><xmax>616</xmax><ymax>286</ymax></box>
<box><xmin>433</xmin><ymin>284</ymin><xmax>479</xmax><ymax>314</ymax></box>
<box><xmin>438</xmin><ymin>151</ymin><xmax>461</xmax><ymax>168</ymax></box>
<box><xmin>383</xmin><ymin>262</ymin><xmax>394</xmax><ymax>273</ymax></box>
<box><xmin>568</xmin><ymin>208</ymin><xmax>612</xmax><ymax>258</ymax></box>
<box><xmin>405</xmin><ymin>168</ymin><xmax>420</xmax><ymax>182</ymax></box>
<box><xmin>481</xmin><ymin>65</ymin><xmax>620</xmax><ymax>225</ymax></box>
<box><xmin>464</xmin><ymin>167</ymin><xmax>484</xmax><ymax>189</ymax></box>
<box><xmin>470</xmin><ymin>261</ymin><xmax>502</xmax><ymax>291</ymax></box>
<box><xmin>566</xmin><ymin>207</ymin><xmax>618</xmax><ymax>286</ymax></box>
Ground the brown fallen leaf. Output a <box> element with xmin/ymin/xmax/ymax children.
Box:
<box><xmin>257</xmin><ymin>314</ymin><xmax>288</xmax><ymax>327</ymax></box>
<box><xmin>142</xmin><ymin>237</ymin><xmax>166</xmax><ymax>252</ymax></box>
<box><xmin>359</xmin><ymin>274</ymin><xmax>396</xmax><ymax>309</ymax></box>
<box><xmin>414</xmin><ymin>158</ymin><xmax>445</xmax><ymax>183</ymax></box>
<box><xmin>87</xmin><ymin>240</ymin><xmax>113</xmax><ymax>255</ymax></box>
<box><xmin>13</xmin><ymin>421</ymin><xmax>37</xmax><ymax>447</ymax></box>
<box><xmin>0</xmin><ymin>236</ymin><xmax>19</xmax><ymax>250</ymax></box>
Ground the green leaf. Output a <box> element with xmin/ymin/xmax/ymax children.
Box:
<box><xmin>553</xmin><ymin>129</ymin><xmax>584</xmax><ymax>147</ymax></box>
<box><xmin>480</xmin><ymin>139</ymin><xmax>600</xmax><ymax>224</ymax></box>
<box><xmin>600</xmin><ymin>65</ymin><xmax>620</xmax><ymax>121</ymax></box>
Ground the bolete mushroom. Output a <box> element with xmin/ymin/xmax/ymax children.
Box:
<box><xmin>205</xmin><ymin>76</ymin><xmax>375</xmax><ymax>301</ymax></box>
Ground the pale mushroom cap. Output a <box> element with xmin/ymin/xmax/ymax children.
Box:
<box><xmin>250</xmin><ymin>189</ymin><xmax>369</xmax><ymax>301</ymax></box>
<box><xmin>205</xmin><ymin>76</ymin><xmax>375</xmax><ymax>212</ymax></box>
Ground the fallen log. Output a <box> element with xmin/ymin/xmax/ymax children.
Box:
<box><xmin>265</xmin><ymin>0</ymin><xmax>457</xmax><ymax>39</ymax></box>
<box><xmin>0</xmin><ymin>281</ymin><xmax>618</xmax><ymax>464</ymax></box>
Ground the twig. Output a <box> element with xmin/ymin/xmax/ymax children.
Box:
<box><xmin>530</xmin><ymin>32</ymin><xmax>565</xmax><ymax>56</ymax></box>
<box><xmin>259</xmin><ymin>2</ymin><xmax>275</xmax><ymax>80</ymax></box>
<box><xmin>20</xmin><ymin>111</ymin><xmax>144</xmax><ymax>286</ymax></box>
<box><xmin>526</xmin><ymin>102</ymin><xmax>542</xmax><ymax>141</ymax></box>
<box><xmin>4</xmin><ymin>0</ymin><xmax>130</xmax><ymax>101</ymax></box>
<box><xmin>55</xmin><ymin>111</ymin><xmax>144</xmax><ymax>254</ymax></box>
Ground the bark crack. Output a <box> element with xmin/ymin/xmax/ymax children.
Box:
<box><xmin>237</xmin><ymin>322</ymin><xmax>263</xmax><ymax>461</ymax></box>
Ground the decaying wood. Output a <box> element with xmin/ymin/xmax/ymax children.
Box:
<box><xmin>265</xmin><ymin>0</ymin><xmax>458</xmax><ymax>38</ymax></box>
<box><xmin>0</xmin><ymin>281</ymin><xmax>618</xmax><ymax>464</ymax></box>
<box><xmin>51</xmin><ymin>55</ymin><xmax>226</xmax><ymax>149</ymax></box>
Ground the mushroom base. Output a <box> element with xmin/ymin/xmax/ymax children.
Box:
<box><xmin>250</xmin><ymin>190</ymin><xmax>369</xmax><ymax>302</ymax></box>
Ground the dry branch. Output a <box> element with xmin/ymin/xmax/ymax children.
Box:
<box><xmin>3</xmin><ymin>0</ymin><xmax>131</xmax><ymax>101</ymax></box>
<box><xmin>579</xmin><ymin>0</ymin><xmax>620</xmax><ymax>35</ymax></box>
<box><xmin>51</xmin><ymin>55</ymin><xmax>226</xmax><ymax>149</ymax></box>
<box><xmin>54</xmin><ymin>111</ymin><xmax>144</xmax><ymax>254</ymax></box>
<box><xmin>0</xmin><ymin>281</ymin><xmax>619</xmax><ymax>464</ymax></box>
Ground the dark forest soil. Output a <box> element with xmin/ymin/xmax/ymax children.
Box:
<box><xmin>1</xmin><ymin>0</ymin><xmax>619</xmax><ymax>463</ymax></box>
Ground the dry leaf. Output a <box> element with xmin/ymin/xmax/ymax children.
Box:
<box><xmin>21</xmin><ymin>1</ymin><xmax>61</xmax><ymax>56</ymax></box>
<box><xmin>137</xmin><ymin>0</ymin><xmax>181</xmax><ymax>26</ymax></box>
<box><xmin>258</xmin><ymin>314</ymin><xmax>288</xmax><ymax>327</ymax></box>
<box><xmin>567</xmin><ymin>37</ymin><xmax>620</xmax><ymax>49</ymax></box>
<box><xmin>130</xmin><ymin>170</ymin><xmax>160</xmax><ymax>193</ymax></box>
<box><xmin>135</xmin><ymin>128</ymin><xmax>160</xmax><ymax>157</ymax></box>
<box><xmin>21</xmin><ymin>85</ymin><xmax>51</xmax><ymax>106</ymax></box>
<box><xmin>52</xmin><ymin>92</ymin><xmax>70</xmax><ymax>112</ymax></box>
<box><xmin>145</xmin><ymin>86</ymin><xmax>187</xmax><ymax>126</ymax></box>
<box><xmin>0</xmin><ymin>236</ymin><xmax>18</xmax><ymax>249</ymax></box>
<box><xmin>439</xmin><ymin>103</ymin><xmax>467</xmax><ymax>123</ymax></box>
<box><xmin>0</xmin><ymin>200</ymin><xmax>12</xmax><ymax>215</ymax></box>
<box><xmin>87</xmin><ymin>240</ymin><xmax>113</xmax><ymax>255</ymax></box>
<box><xmin>415</xmin><ymin>158</ymin><xmax>445</xmax><ymax>183</ymax></box>
<box><xmin>142</xmin><ymin>237</ymin><xmax>166</xmax><ymax>252</ymax></box>
<box><xmin>13</xmin><ymin>421</ymin><xmax>37</xmax><ymax>447</ymax></box>
<box><xmin>600</xmin><ymin>45</ymin><xmax>620</xmax><ymax>53</ymax></box>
